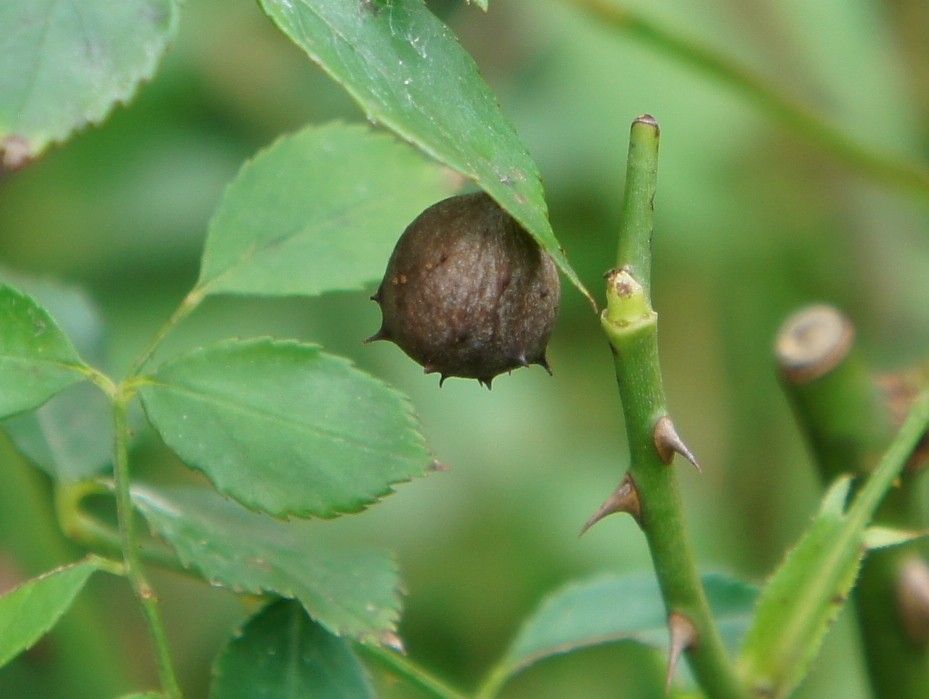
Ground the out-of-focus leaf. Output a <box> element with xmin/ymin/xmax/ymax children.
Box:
<box><xmin>4</xmin><ymin>384</ymin><xmax>113</xmax><ymax>482</ymax></box>
<box><xmin>197</xmin><ymin>123</ymin><xmax>458</xmax><ymax>298</ymax></box>
<box><xmin>0</xmin><ymin>559</ymin><xmax>101</xmax><ymax>668</ymax></box>
<box><xmin>133</xmin><ymin>485</ymin><xmax>402</xmax><ymax>641</ymax></box>
<box><xmin>256</xmin><ymin>0</ymin><xmax>591</xmax><ymax>304</ymax></box>
<box><xmin>138</xmin><ymin>338</ymin><xmax>430</xmax><ymax>519</ymax></box>
<box><xmin>0</xmin><ymin>0</ymin><xmax>179</xmax><ymax>166</ymax></box>
<box><xmin>0</xmin><ymin>284</ymin><xmax>85</xmax><ymax>419</ymax></box>
<box><xmin>862</xmin><ymin>526</ymin><xmax>928</xmax><ymax>550</ymax></box>
<box><xmin>481</xmin><ymin>572</ymin><xmax>757</xmax><ymax>693</ymax></box>
<box><xmin>738</xmin><ymin>477</ymin><xmax>860</xmax><ymax>698</ymax></box>
<box><xmin>0</xmin><ymin>271</ymin><xmax>111</xmax><ymax>481</ymax></box>
<box><xmin>116</xmin><ymin>694</ymin><xmax>163</xmax><ymax>699</ymax></box>
<box><xmin>211</xmin><ymin>599</ymin><xmax>375</xmax><ymax>699</ymax></box>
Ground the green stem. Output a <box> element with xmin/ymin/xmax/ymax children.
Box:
<box><xmin>356</xmin><ymin>644</ymin><xmax>467</xmax><ymax>699</ymax></box>
<box><xmin>564</xmin><ymin>0</ymin><xmax>929</xmax><ymax>200</ymax></box>
<box><xmin>601</xmin><ymin>117</ymin><xmax>747</xmax><ymax>698</ymax></box>
<box><xmin>112</xmin><ymin>391</ymin><xmax>182</xmax><ymax>698</ymax></box>
<box><xmin>55</xmin><ymin>481</ymin><xmax>188</xmax><ymax>575</ymax></box>
<box><xmin>128</xmin><ymin>287</ymin><xmax>205</xmax><ymax>376</ymax></box>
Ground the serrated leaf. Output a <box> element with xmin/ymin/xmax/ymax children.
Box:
<box><xmin>483</xmin><ymin>572</ymin><xmax>756</xmax><ymax>692</ymax></box>
<box><xmin>0</xmin><ymin>284</ymin><xmax>86</xmax><ymax>419</ymax></box>
<box><xmin>0</xmin><ymin>0</ymin><xmax>179</xmax><ymax>167</ymax></box>
<box><xmin>0</xmin><ymin>559</ymin><xmax>101</xmax><ymax>668</ymax></box>
<box><xmin>197</xmin><ymin>122</ymin><xmax>458</xmax><ymax>298</ymax></box>
<box><xmin>740</xmin><ymin>393</ymin><xmax>929</xmax><ymax>699</ymax></box>
<box><xmin>0</xmin><ymin>271</ymin><xmax>112</xmax><ymax>481</ymax></box>
<box><xmin>211</xmin><ymin>599</ymin><xmax>375</xmax><ymax>699</ymax></box>
<box><xmin>138</xmin><ymin>338</ymin><xmax>430</xmax><ymax>518</ymax></box>
<box><xmin>133</xmin><ymin>485</ymin><xmax>402</xmax><ymax>640</ymax></box>
<box><xmin>257</xmin><ymin>0</ymin><xmax>591</xmax><ymax>304</ymax></box>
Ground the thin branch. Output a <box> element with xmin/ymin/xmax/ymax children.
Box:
<box><xmin>112</xmin><ymin>392</ymin><xmax>182</xmax><ymax>698</ymax></box>
<box><xmin>356</xmin><ymin>644</ymin><xmax>467</xmax><ymax>699</ymax></box>
<box><xmin>565</xmin><ymin>0</ymin><xmax>929</xmax><ymax>200</ymax></box>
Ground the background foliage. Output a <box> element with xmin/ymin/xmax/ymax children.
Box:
<box><xmin>1</xmin><ymin>0</ymin><xmax>928</xmax><ymax>697</ymax></box>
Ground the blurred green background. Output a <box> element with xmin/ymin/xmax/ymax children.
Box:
<box><xmin>2</xmin><ymin>0</ymin><xmax>929</xmax><ymax>696</ymax></box>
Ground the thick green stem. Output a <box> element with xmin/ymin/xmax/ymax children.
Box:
<box><xmin>776</xmin><ymin>306</ymin><xmax>929</xmax><ymax>697</ymax></box>
<box><xmin>356</xmin><ymin>644</ymin><xmax>467</xmax><ymax>699</ymax></box>
<box><xmin>113</xmin><ymin>392</ymin><xmax>182</xmax><ymax>698</ymax></box>
<box><xmin>565</xmin><ymin>0</ymin><xmax>929</xmax><ymax>201</ymax></box>
<box><xmin>601</xmin><ymin>117</ymin><xmax>747</xmax><ymax>698</ymax></box>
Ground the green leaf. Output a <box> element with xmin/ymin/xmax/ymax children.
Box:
<box><xmin>0</xmin><ymin>0</ymin><xmax>179</xmax><ymax>166</ymax></box>
<box><xmin>0</xmin><ymin>271</ymin><xmax>112</xmax><ymax>481</ymax></box>
<box><xmin>211</xmin><ymin>599</ymin><xmax>375</xmax><ymax>699</ymax></box>
<box><xmin>256</xmin><ymin>0</ymin><xmax>591</xmax><ymax>304</ymax></box>
<box><xmin>862</xmin><ymin>526</ymin><xmax>928</xmax><ymax>550</ymax></box>
<box><xmin>467</xmin><ymin>0</ymin><xmax>489</xmax><ymax>11</ymax></box>
<box><xmin>0</xmin><ymin>558</ymin><xmax>101</xmax><ymax>668</ymax></box>
<box><xmin>739</xmin><ymin>392</ymin><xmax>929</xmax><ymax>699</ymax></box>
<box><xmin>197</xmin><ymin>122</ymin><xmax>458</xmax><ymax>298</ymax></box>
<box><xmin>0</xmin><ymin>284</ymin><xmax>86</xmax><ymax>419</ymax></box>
<box><xmin>133</xmin><ymin>485</ymin><xmax>402</xmax><ymax>640</ymax></box>
<box><xmin>481</xmin><ymin>572</ymin><xmax>757</xmax><ymax>694</ymax></box>
<box><xmin>138</xmin><ymin>338</ymin><xmax>431</xmax><ymax>518</ymax></box>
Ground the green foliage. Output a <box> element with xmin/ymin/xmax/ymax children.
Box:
<box><xmin>138</xmin><ymin>338</ymin><xmax>431</xmax><ymax>518</ymax></box>
<box><xmin>256</xmin><ymin>0</ymin><xmax>590</xmax><ymax>303</ymax></box>
<box><xmin>0</xmin><ymin>0</ymin><xmax>178</xmax><ymax>165</ymax></box>
<box><xmin>211</xmin><ymin>600</ymin><xmax>375</xmax><ymax>699</ymax></box>
<box><xmin>738</xmin><ymin>477</ymin><xmax>860</xmax><ymax>698</ymax></box>
<box><xmin>197</xmin><ymin>123</ymin><xmax>459</xmax><ymax>298</ymax></box>
<box><xmin>0</xmin><ymin>285</ymin><xmax>86</xmax><ymax>419</ymax></box>
<box><xmin>132</xmin><ymin>485</ymin><xmax>402</xmax><ymax>640</ymax></box>
<box><xmin>0</xmin><ymin>559</ymin><xmax>102</xmax><ymax>668</ymax></box>
<box><xmin>0</xmin><ymin>272</ymin><xmax>112</xmax><ymax>481</ymax></box>
<box><xmin>481</xmin><ymin>572</ymin><xmax>756</xmax><ymax>694</ymax></box>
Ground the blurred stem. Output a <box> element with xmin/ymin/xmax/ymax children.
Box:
<box><xmin>0</xmin><ymin>437</ymin><xmax>127</xmax><ymax>698</ymax></box>
<box><xmin>55</xmin><ymin>481</ymin><xmax>187</xmax><ymax>575</ymax></box>
<box><xmin>113</xmin><ymin>390</ymin><xmax>182</xmax><ymax>698</ymax></box>
<box><xmin>129</xmin><ymin>287</ymin><xmax>205</xmax><ymax>376</ymax></box>
<box><xmin>357</xmin><ymin>644</ymin><xmax>467</xmax><ymax>699</ymax></box>
<box><xmin>601</xmin><ymin>117</ymin><xmax>747</xmax><ymax>698</ymax></box>
<box><xmin>564</xmin><ymin>0</ymin><xmax>929</xmax><ymax>200</ymax></box>
<box><xmin>776</xmin><ymin>307</ymin><xmax>929</xmax><ymax>697</ymax></box>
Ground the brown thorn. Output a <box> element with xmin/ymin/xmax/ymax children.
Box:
<box><xmin>364</xmin><ymin>327</ymin><xmax>390</xmax><ymax>344</ymax></box>
<box><xmin>666</xmin><ymin>612</ymin><xmax>698</xmax><ymax>692</ymax></box>
<box><xmin>438</xmin><ymin>374</ymin><xmax>448</xmax><ymax>387</ymax></box>
<box><xmin>897</xmin><ymin>557</ymin><xmax>929</xmax><ymax>646</ymax></box>
<box><xmin>653</xmin><ymin>416</ymin><xmax>700</xmax><ymax>471</ymax></box>
<box><xmin>428</xmin><ymin>459</ymin><xmax>450</xmax><ymax>473</ymax></box>
<box><xmin>579</xmin><ymin>474</ymin><xmax>641</xmax><ymax>536</ymax></box>
<box><xmin>478</xmin><ymin>377</ymin><xmax>493</xmax><ymax>390</ymax></box>
<box><xmin>379</xmin><ymin>630</ymin><xmax>406</xmax><ymax>654</ymax></box>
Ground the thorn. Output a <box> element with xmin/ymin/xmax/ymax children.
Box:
<box><xmin>379</xmin><ymin>630</ymin><xmax>406</xmax><ymax>654</ymax></box>
<box><xmin>653</xmin><ymin>416</ymin><xmax>700</xmax><ymax>471</ymax></box>
<box><xmin>579</xmin><ymin>474</ymin><xmax>641</xmax><ymax>535</ymax></box>
<box><xmin>535</xmin><ymin>353</ymin><xmax>553</xmax><ymax>375</ymax></box>
<box><xmin>478</xmin><ymin>377</ymin><xmax>493</xmax><ymax>390</ymax></box>
<box><xmin>898</xmin><ymin>557</ymin><xmax>929</xmax><ymax>645</ymax></box>
<box><xmin>364</xmin><ymin>326</ymin><xmax>390</xmax><ymax>344</ymax></box>
<box><xmin>369</xmin><ymin>288</ymin><xmax>383</xmax><ymax>303</ymax></box>
<box><xmin>429</xmin><ymin>459</ymin><xmax>450</xmax><ymax>472</ymax></box>
<box><xmin>438</xmin><ymin>374</ymin><xmax>448</xmax><ymax>387</ymax></box>
<box><xmin>666</xmin><ymin>612</ymin><xmax>698</xmax><ymax>692</ymax></box>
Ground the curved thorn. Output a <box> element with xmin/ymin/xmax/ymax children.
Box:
<box><xmin>364</xmin><ymin>327</ymin><xmax>390</xmax><ymax>344</ymax></box>
<box><xmin>653</xmin><ymin>416</ymin><xmax>701</xmax><ymax>471</ymax></box>
<box><xmin>439</xmin><ymin>374</ymin><xmax>448</xmax><ymax>387</ymax></box>
<box><xmin>579</xmin><ymin>474</ymin><xmax>642</xmax><ymax>535</ymax></box>
<box><xmin>535</xmin><ymin>353</ymin><xmax>553</xmax><ymax>375</ymax></box>
<box><xmin>478</xmin><ymin>377</ymin><xmax>493</xmax><ymax>390</ymax></box>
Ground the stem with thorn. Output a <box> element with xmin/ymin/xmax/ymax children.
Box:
<box><xmin>597</xmin><ymin>115</ymin><xmax>747</xmax><ymax>698</ymax></box>
<box><xmin>775</xmin><ymin>305</ymin><xmax>929</xmax><ymax>697</ymax></box>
